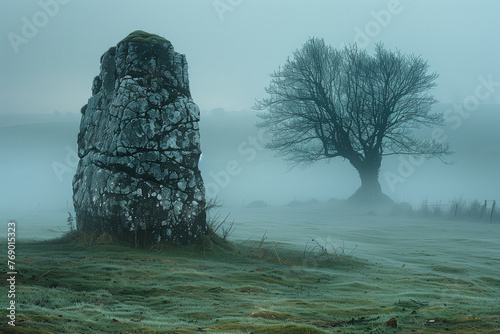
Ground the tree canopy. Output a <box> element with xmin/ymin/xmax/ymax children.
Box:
<box><xmin>254</xmin><ymin>38</ymin><xmax>451</xmax><ymax>203</ymax></box>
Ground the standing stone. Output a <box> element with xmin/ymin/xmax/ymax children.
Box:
<box><xmin>72</xmin><ymin>31</ymin><xmax>206</xmax><ymax>245</ymax></box>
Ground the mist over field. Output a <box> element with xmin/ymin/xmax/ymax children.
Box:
<box><xmin>0</xmin><ymin>104</ymin><xmax>495</xmax><ymax>213</ymax></box>
<box><xmin>1</xmin><ymin>1</ymin><xmax>499</xmax><ymax>332</ymax></box>
<box><xmin>0</xmin><ymin>104</ymin><xmax>499</xmax><ymax>214</ymax></box>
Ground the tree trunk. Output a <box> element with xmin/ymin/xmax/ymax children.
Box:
<box><xmin>348</xmin><ymin>159</ymin><xmax>392</xmax><ymax>205</ymax></box>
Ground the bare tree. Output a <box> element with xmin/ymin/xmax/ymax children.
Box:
<box><xmin>254</xmin><ymin>38</ymin><xmax>451</xmax><ymax>203</ymax></box>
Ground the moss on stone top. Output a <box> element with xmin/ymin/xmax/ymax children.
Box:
<box><xmin>121</xmin><ymin>30</ymin><xmax>170</xmax><ymax>44</ymax></box>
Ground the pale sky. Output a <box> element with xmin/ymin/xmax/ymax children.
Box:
<box><xmin>1</xmin><ymin>0</ymin><xmax>499</xmax><ymax>114</ymax></box>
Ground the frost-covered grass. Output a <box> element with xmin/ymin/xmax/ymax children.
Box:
<box><xmin>3</xmin><ymin>214</ymin><xmax>500</xmax><ymax>333</ymax></box>
<box><xmin>2</xmin><ymin>203</ymin><xmax>500</xmax><ymax>333</ymax></box>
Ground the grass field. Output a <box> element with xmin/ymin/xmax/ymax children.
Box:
<box><xmin>2</xmin><ymin>203</ymin><xmax>500</xmax><ymax>333</ymax></box>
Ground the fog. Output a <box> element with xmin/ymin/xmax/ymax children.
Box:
<box><xmin>1</xmin><ymin>0</ymin><xmax>499</xmax><ymax>213</ymax></box>
<box><xmin>1</xmin><ymin>105</ymin><xmax>499</xmax><ymax>213</ymax></box>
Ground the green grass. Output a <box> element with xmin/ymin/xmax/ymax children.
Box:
<box><xmin>120</xmin><ymin>30</ymin><xmax>170</xmax><ymax>44</ymax></box>
<box><xmin>1</xmin><ymin>231</ymin><xmax>499</xmax><ymax>333</ymax></box>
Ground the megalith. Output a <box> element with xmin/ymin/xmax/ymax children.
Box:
<box><xmin>72</xmin><ymin>31</ymin><xmax>206</xmax><ymax>245</ymax></box>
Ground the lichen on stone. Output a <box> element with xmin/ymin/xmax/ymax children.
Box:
<box><xmin>73</xmin><ymin>31</ymin><xmax>206</xmax><ymax>246</ymax></box>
